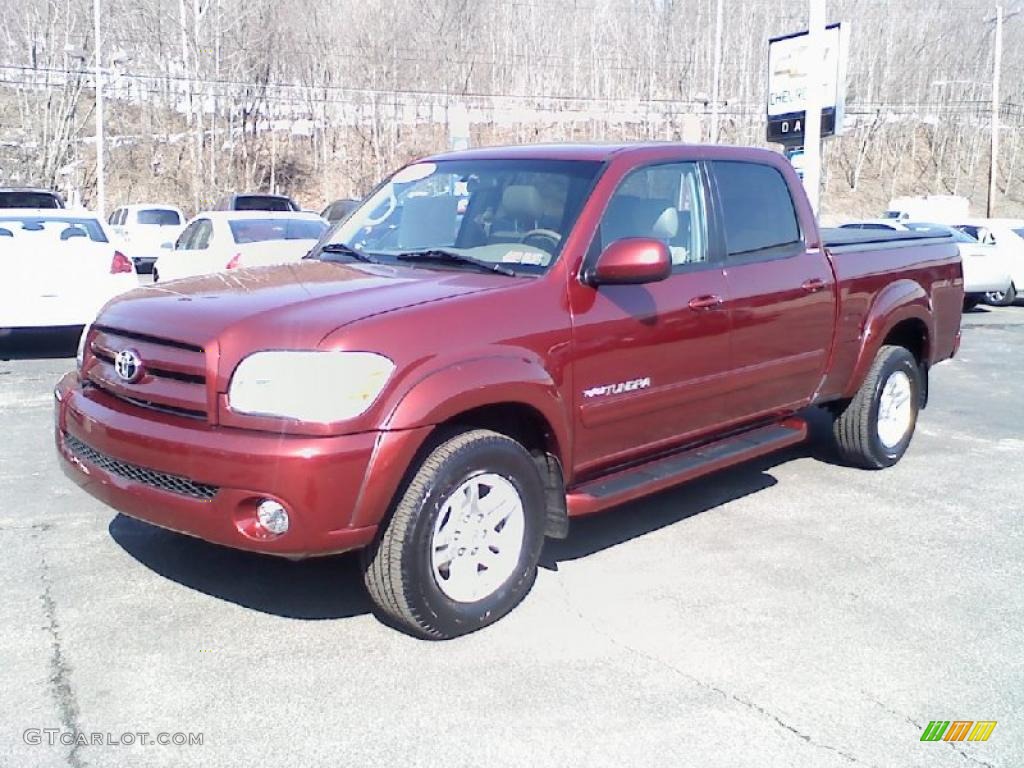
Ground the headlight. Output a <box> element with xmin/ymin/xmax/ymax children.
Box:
<box><xmin>228</xmin><ymin>351</ymin><xmax>395</xmax><ymax>423</ymax></box>
<box><xmin>76</xmin><ymin>323</ymin><xmax>92</xmax><ymax>370</ymax></box>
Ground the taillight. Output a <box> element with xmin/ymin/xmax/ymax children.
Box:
<box><xmin>225</xmin><ymin>253</ymin><xmax>241</xmax><ymax>270</ymax></box>
<box><xmin>110</xmin><ymin>250</ymin><xmax>133</xmax><ymax>274</ymax></box>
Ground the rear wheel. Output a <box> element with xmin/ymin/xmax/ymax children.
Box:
<box><xmin>985</xmin><ymin>283</ymin><xmax>1016</xmax><ymax>306</ymax></box>
<box><xmin>963</xmin><ymin>296</ymin><xmax>982</xmax><ymax>312</ymax></box>
<box><xmin>361</xmin><ymin>429</ymin><xmax>546</xmax><ymax>639</ymax></box>
<box><xmin>832</xmin><ymin>345</ymin><xmax>922</xmax><ymax>469</ymax></box>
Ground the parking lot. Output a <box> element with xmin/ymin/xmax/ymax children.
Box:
<box><xmin>0</xmin><ymin>305</ymin><xmax>1021</xmax><ymax>768</ymax></box>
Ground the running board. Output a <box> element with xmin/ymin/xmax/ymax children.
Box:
<box><xmin>566</xmin><ymin>418</ymin><xmax>807</xmax><ymax>517</ymax></box>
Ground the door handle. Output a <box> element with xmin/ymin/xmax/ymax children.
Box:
<box><xmin>801</xmin><ymin>278</ymin><xmax>826</xmax><ymax>293</ymax></box>
<box><xmin>688</xmin><ymin>294</ymin><xmax>724</xmax><ymax>311</ymax></box>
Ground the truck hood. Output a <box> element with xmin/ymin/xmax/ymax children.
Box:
<box><xmin>97</xmin><ymin>260</ymin><xmax>505</xmax><ymax>360</ymax></box>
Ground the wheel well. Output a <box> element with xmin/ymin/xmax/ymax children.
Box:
<box><xmin>882</xmin><ymin>318</ymin><xmax>930</xmax><ymax>407</ymax></box>
<box><xmin>882</xmin><ymin>318</ymin><xmax>929</xmax><ymax>364</ymax></box>
<box><xmin>434</xmin><ymin>403</ymin><xmax>569</xmax><ymax>539</ymax></box>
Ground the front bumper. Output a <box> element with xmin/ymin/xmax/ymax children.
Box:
<box><xmin>54</xmin><ymin>372</ymin><xmax>425</xmax><ymax>557</ymax></box>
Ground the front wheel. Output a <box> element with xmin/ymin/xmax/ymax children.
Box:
<box><xmin>985</xmin><ymin>283</ymin><xmax>1016</xmax><ymax>306</ymax></box>
<box><xmin>832</xmin><ymin>345</ymin><xmax>922</xmax><ymax>469</ymax></box>
<box><xmin>361</xmin><ymin>429</ymin><xmax>547</xmax><ymax>639</ymax></box>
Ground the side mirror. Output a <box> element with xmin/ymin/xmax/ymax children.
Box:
<box><xmin>590</xmin><ymin>238</ymin><xmax>671</xmax><ymax>286</ymax></box>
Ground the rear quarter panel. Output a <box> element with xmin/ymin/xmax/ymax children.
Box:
<box><xmin>817</xmin><ymin>239</ymin><xmax>962</xmax><ymax>401</ymax></box>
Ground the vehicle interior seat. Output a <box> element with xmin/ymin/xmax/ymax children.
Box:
<box><xmin>489</xmin><ymin>185</ymin><xmax>544</xmax><ymax>244</ymax></box>
<box><xmin>59</xmin><ymin>226</ymin><xmax>88</xmax><ymax>240</ymax></box>
<box><xmin>600</xmin><ymin>195</ymin><xmax>684</xmax><ymax>259</ymax></box>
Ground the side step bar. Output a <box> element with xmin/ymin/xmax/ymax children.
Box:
<box><xmin>566</xmin><ymin>418</ymin><xmax>807</xmax><ymax>518</ymax></box>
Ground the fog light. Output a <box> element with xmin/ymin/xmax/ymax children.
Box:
<box><xmin>256</xmin><ymin>500</ymin><xmax>290</xmax><ymax>535</ymax></box>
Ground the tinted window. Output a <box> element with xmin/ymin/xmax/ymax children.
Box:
<box><xmin>234</xmin><ymin>195</ymin><xmax>293</xmax><ymax>212</ymax></box>
<box><xmin>192</xmin><ymin>220</ymin><xmax>213</xmax><ymax>249</ymax></box>
<box><xmin>597</xmin><ymin>162</ymin><xmax>708</xmax><ymax>267</ymax></box>
<box><xmin>1012</xmin><ymin>228</ymin><xmax>1024</xmax><ymax>239</ymax></box>
<box><xmin>137</xmin><ymin>209</ymin><xmax>181</xmax><ymax>226</ymax></box>
<box><xmin>713</xmin><ymin>162</ymin><xmax>801</xmax><ymax>258</ymax></box>
<box><xmin>229</xmin><ymin>218</ymin><xmax>327</xmax><ymax>244</ymax></box>
<box><xmin>0</xmin><ymin>192</ymin><xmax>62</xmax><ymax>209</ymax></box>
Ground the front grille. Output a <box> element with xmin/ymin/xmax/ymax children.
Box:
<box><xmin>85</xmin><ymin>325</ymin><xmax>210</xmax><ymax>420</ymax></box>
<box><xmin>63</xmin><ymin>433</ymin><xmax>218</xmax><ymax>501</ymax></box>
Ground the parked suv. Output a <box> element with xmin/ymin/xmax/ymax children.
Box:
<box><xmin>107</xmin><ymin>204</ymin><xmax>185</xmax><ymax>273</ymax></box>
<box><xmin>214</xmin><ymin>193</ymin><xmax>299</xmax><ymax>212</ymax></box>
<box><xmin>0</xmin><ymin>187</ymin><xmax>65</xmax><ymax>209</ymax></box>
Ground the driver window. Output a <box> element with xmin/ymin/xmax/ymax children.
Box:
<box><xmin>598</xmin><ymin>162</ymin><xmax>707</xmax><ymax>268</ymax></box>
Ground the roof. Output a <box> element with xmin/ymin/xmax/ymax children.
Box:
<box><xmin>0</xmin><ymin>208</ymin><xmax>99</xmax><ymax>220</ymax></box>
<box><xmin>113</xmin><ymin>203</ymin><xmax>184</xmax><ymax>212</ymax></box>
<box><xmin>0</xmin><ymin>187</ymin><xmax>61</xmax><ymax>194</ymax></box>
<box><xmin>421</xmin><ymin>141</ymin><xmax>784</xmax><ymax>164</ymax></box>
<box><xmin>191</xmin><ymin>210</ymin><xmax>324</xmax><ymax>221</ymax></box>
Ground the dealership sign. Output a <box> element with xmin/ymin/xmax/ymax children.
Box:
<box><xmin>767</xmin><ymin>23</ymin><xmax>848</xmax><ymax>144</ymax></box>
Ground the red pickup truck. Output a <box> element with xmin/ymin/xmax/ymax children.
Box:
<box><xmin>55</xmin><ymin>144</ymin><xmax>963</xmax><ymax>638</ymax></box>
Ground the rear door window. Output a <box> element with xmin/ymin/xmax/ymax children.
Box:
<box><xmin>712</xmin><ymin>161</ymin><xmax>802</xmax><ymax>261</ymax></box>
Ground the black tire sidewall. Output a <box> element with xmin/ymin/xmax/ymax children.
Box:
<box><xmin>868</xmin><ymin>350</ymin><xmax>920</xmax><ymax>467</ymax></box>
<box><xmin>403</xmin><ymin>438</ymin><xmax>546</xmax><ymax>636</ymax></box>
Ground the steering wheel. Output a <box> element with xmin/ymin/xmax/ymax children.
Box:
<box><xmin>520</xmin><ymin>228</ymin><xmax>561</xmax><ymax>252</ymax></box>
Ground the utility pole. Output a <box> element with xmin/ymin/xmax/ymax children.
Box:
<box><xmin>710</xmin><ymin>0</ymin><xmax>724</xmax><ymax>143</ymax></box>
<box><xmin>989</xmin><ymin>4</ymin><xmax>1003</xmax><ymax>218</ymax></box>
<box><xmin>92</xmin><ymin>0</ymin><xmax>105</xmax><ymax>217</ymax></box>
<box><xmin>803</xmin><ymin>0</ymin><xmax>826</xmax><ymax>215</ymax></box>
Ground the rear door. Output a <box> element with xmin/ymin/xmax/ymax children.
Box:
<box><xmin>165</xmin><ymin>218</ymin><xmax>218</xmax><ymax>278</ymax></box>
<box><xmin>570</xmin><ymin>161</ymin><xmax>733</xmax><ymax>474</ymax></box>
<box><xmin>709</xmin><ymin>160</ymin><xmax>835</xmax><ymax>421</ymax></box>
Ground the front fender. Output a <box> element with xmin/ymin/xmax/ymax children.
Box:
<box><xmin>843</xmin><ymin>279</ymin><xmax>932</xmax><ymax>398</ymax></box>
<box><xmin>382</xmin><ymin>354</ymin><xmax>571</xmax><ymax>459</ymax></box>
<box><xmin>346</xmin><ymin>355</ymin><xmax>571</xmax><ymax>530</ymax></box>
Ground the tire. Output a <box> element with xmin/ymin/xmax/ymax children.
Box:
<box><xmin>985</xmin><ymin>282</ymin><xmax>1016</xmax><ymax>306</ymax></box>
<box><xmin>361</xmin><ymin>428</ymin><xmax>547</xmax><ymax>639</ymax></box>
<box><xmin>962</xmin><ymin>296</ymin><xmax>981</xmax><ymax>312</ymax></box>
<box><xmin>152</xmin><ymin>269</ymin><xmax>160</xmax><ymax>283</ymax></box>
<box><xmin>832</xmin><ymin>345</ymin><xmax>922</xmax><ymax>469</ymax></box>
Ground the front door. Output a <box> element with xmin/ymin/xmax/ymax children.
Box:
<box><xmin>569</xmin><ymin>161</ymin><xmax>732</xmax><ymax>476</ymax></box>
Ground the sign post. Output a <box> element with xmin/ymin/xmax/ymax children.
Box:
<box><xmin>766</xmin><ymin>17</ymin><xmax>848</xmax><ymax>213</ymax></box>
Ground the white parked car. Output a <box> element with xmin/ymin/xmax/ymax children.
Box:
<box><xmin>153</xmin><ymin>211</ymin><xmax>327</xmax><ymax>283</ymax></box>
<box><xmin>882</xmin><ymin>195</ymin><xmax>969</xmax><ymax>223</ymax></box>
<box><xmin>0</xmin><ymin>210</ymin><xmax>137</xmax><ymax>334</ymax></box>
<box><xmin>839</xmin><ymin>220</ymin><xmax>1012</xmax><ymax>310</ymax></box>
<box><xmin>952</xmin><ymin>219</ymin><xmax>1024</xmax><ymax>306</ymax></box>
<box><xmin>107</xmin><ymin>204</ymin><xmax>185</xmax><ymax>274</ymax></box>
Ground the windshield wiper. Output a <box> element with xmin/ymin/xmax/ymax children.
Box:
<box><xmin>395</xmin><ymin>249</ymin><xmax>517</xmax><ymax>277</ymax></box>
<box><xmin>316</xmin><ymin>242</ymin><xmax>378</xmax><ymax>264</ymax></box>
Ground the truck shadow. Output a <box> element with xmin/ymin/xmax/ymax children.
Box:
<box><xmin>108</xmin><ymin>514</ymin><xmax>373</xmax><ymax>620</ymax></box>
<box><xmin>108</xmin><ymin>408</ymin><xmax>840</xmax><ymax>620</ymax></box>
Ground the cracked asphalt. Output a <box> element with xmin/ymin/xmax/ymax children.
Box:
<box><xmin>1</xmin><ymin>305</ymin><xmax>1022</xmax><ymax>768</ymax></box>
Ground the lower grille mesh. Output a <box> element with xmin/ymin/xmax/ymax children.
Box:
<box><xmin>63</xmin><ymin>433</ymin><xmax>218</xmax><ymax>501</ymax></box>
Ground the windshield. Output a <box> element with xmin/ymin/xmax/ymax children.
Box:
<box><xmin>229</xmin><ymin>218</ymin><xmax>327</xmax><ymax>244</ymax></box>
<box><xmin>318</xmin><ymin>158</ymin><xmax>603</xmax><ymax>275</ymax></box>
<box><xmin>137</xmin><ymin>209</ymin><xmax>181</xmax><ymax>226</ymax></box>
<box><xmin>1013</xmin><ymin>228</ymin><xmax>1024</xmax><ymax>239</ymax></box>
<box><xmin>0</xmin><ymin>215</ymin><xmax>107</xmax><ymax>243</ymax></box>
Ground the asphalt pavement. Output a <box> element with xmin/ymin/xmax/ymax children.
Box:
<box><xmin>1</xmin><ymin>305</ymin><xmax>1021</xmax><ymax>768</ymax></box>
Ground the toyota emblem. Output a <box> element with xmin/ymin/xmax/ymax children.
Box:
<box><xmin>114</xmin><ymin>349</ymin><xmax>144</xmax><ymax>383</ymax></box>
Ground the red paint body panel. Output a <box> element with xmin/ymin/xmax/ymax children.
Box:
<box><xmin>55</xmin><ymin>143</ymin><xmax>963</xmax><ymax>557</ymax></box>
